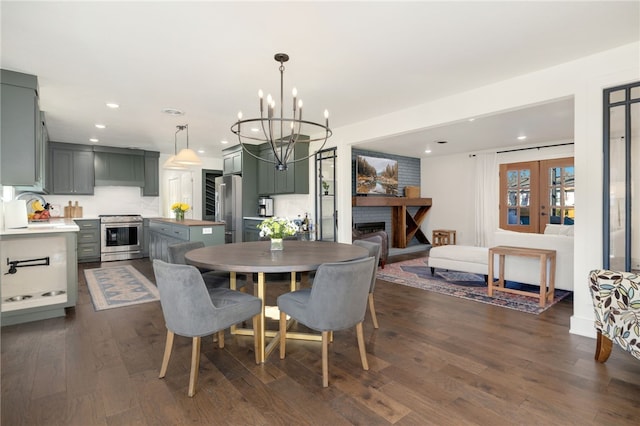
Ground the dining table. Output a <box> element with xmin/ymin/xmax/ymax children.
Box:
<box><xmin>184</xmin><ymin>240</ymin><xmax>369</xmax><ymax>363</ymax></box>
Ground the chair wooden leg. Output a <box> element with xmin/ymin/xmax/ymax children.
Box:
<box><xmin>188</xmin><ymin>337</ymin><xmax>201</xmax><ymax>397</ymax></box>
<box><xmin>368</xmin><ymin>293</ymin><xmax>379</xmax><ymax>329</ymax></box>
<box><xmin>595</xmin><ymin>331</ymin><xmax>613</xmax><ymax>363</ymax></box>
<box><xmin>253</xmin><ymin>315</ymin><xmax>260</xmax><ymax>364</ymax></box>
<box><xmin>279</xmin><ymin>311</ymin><xmax>287</xmax><ymax>359</ymax></box>
<box><xmin>159</xmin><ymin>329</ymin><xmax>174</xmax><ymax>379</ymax></box>
<box><xmin>322</xmin><ymin>331</ymin><xmax>330</xmax><ymax>387</ymax></box>
<box><xmin>218</xmin><ymin>330</ymin><xmax>225</xmax><ymax>349</ymax></box>
<box><xmin>356</xmin><ymin>322</ymin><xmax>369</xmax><ymax>371</ymax></box>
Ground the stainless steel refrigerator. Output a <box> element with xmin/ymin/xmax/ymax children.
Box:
<box><xmin>215</xmin><ymin>175</ymin><xmax>242</xmax><ymax>243</ymax></box>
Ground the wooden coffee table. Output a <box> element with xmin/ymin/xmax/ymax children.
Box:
<box><xmin>487</xmin><ymin>245</ymin><xmax>556</xmax><ymax>307</ymax></box>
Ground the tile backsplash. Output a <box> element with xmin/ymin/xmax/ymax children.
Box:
<box><xmin>44</xmin><ymin>186</ymin><xmax>160</xmax><ymax>218</ymax></box>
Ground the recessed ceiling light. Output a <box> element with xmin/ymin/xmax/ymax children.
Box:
<box><xmin>161</xmin><ymin>107</ymin><xmax>185</xmax><ymax>116</ymax></box>
<box><xmin>106</xmin><ymin>102</ymin><xmax>119</xmax><ymax>109</ymax></box>
<box><xmin>89</xmin><ymin>138</ymin><xmax>99</xmax><ymax>143</ymax></box>
<box><xmin>251</xmin><ymin>128</ymin><xmax>260</xmax><ymax>132</ymax></box>
<box><xmin>197</xmin><ymin>149</ymin><xmax>205</xmax><ymax>154</ymax></box>
<box><xmin>424</xmin><ymin>149</ymin><xmax>432</xmax><ymax>154</ymax></box>
<box><xmin>436</xmin><ymin>140</ymin><xmax>448</xmax><ymax>144</ymax></box>
<box><xmin>517</xmin><ymin>135</ymin><xmax>527</xmax><ymax>140</ymax></box>
<box><xmin>221</xmin><ymin>140</ymin><xmax>229</xmax><ymax>144</ymax></box>
<box><xmin>95</xmin><ymin>124</ymin><xmax>106</xmax><ymax>129</ymax></box>
<box><xmin>468</xmin><ymin>118</ymin><xmax>475</xmax><ymax>122</ymax></box>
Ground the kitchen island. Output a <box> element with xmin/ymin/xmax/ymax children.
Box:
<box><xmin>148</xmin><ymin>218</ymin><xmax>225</xmax><ymax>262</ymax></box>
<box><xmin>0</xmin><ymin>219</ymin><xmax>79</xmax><ymax>326</ymax></box>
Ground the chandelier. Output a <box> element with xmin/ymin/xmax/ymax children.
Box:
<box><xmin>231</xmin><ymin>53</ymin><xmax>332</xmax><ymax>171</ymax></box>
<box><xmin>163</xmin><ymin>124</ymin><xmax>202</xmax><ymax>169</ymax></box>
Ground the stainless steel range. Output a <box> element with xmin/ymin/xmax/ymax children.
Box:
<box><xmin>100</xmin><ymin>215</ymin><xmax>143</xmax><ymax>261</ymax></box>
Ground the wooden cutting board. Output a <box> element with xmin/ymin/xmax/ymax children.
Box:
<box><xmin>73</xmin><ymin>202</ymin><xmax>83</xmax><ymax>218</ymax></box>
<box><xmin>64</xmin><ymin>201</ymin><xmax>72</xmax><ymax>218</ymax></box>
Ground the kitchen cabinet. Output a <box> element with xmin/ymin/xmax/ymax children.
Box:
<box><xmin>94</xmin><ymin>146</ymin><xmax>145</xmax><ymax>187</ymax></box>
<box><xmin>257</xmin><ymin>140</ymin><xmax>309</xmax><ymax>195</ymax></box>
<box><xmin>221</xmin><ymin>144</ymin><xmax>260</xmax><ymax>219</ymax></box>
<box><xmin>74</xmin><ymin>219</ymin><xmax>101</xmax><ymax>263</ymax></box>
<box><xmin>148</xmin><ymin>219</ymin><xmax>224</xmax><ymax>262</ymax></box>
<box><xmin>49</xmin><ymin>142</ymin><xmax>95</xmax><ymax>195</ymax></box>
<box><xmin>223</xmin><ymin>145</ymin><xmax>243</xmax><ymax>175</ymax></box>
<box><xmin>0</xmin><ymin>227</ymin><xmax>78</xmax><ymax>326</ymax></box>
<box><xmin>1</xmin><ymin>69</ymin><xmax>48</xmax><ymax>192</ymax></box>
<box><xmin>142</xmin><ymin>151</ymin><xmax>160</xmax><ymax>196</ymax></box>
<box><xmin>243</xmin><ymin>218</ymin><xmax>263</xmax><ymax>242</ymax></box>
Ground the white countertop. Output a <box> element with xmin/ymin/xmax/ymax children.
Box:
<box><xmin>1</xmin><ymin>218</ymin><xmax>80</xmax><ymax>236</ymax></box>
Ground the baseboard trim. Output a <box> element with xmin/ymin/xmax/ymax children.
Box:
<box><xmin>570</xmin><ymin>314</ymin><xmax>596</xmax><ymax>338</ymax></box>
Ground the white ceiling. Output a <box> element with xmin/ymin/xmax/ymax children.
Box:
<box><xmin>1</xmin><ymin>1</ymin><xmax>638</xmax><ymax>160</ymax></box>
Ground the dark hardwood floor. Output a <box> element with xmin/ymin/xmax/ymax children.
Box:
<box><xmin>2</xmin><ymin>252</ymin><xmax>640</xmax><ymax>425</ymax></box>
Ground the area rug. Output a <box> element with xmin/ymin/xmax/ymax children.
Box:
<box><xmin>85</xmin><ymin>265</ymin><xmax>160</xmax><ymax>311</ymax></box>
<box><xmin>377</xmin><ymin>257</ymin><xmax>571</xmax><ymax>314</ymax></box>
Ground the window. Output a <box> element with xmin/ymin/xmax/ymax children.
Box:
<box><xmin>500</xmin><ymin>157</ymin><xmax>574</xmax><ymax>233</ymax></box>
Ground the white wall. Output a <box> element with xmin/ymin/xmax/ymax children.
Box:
<box><xmin>327</xmin><ymin>41</ymin><xmax>639</xmax><ymax>338</ymax></box>
<box><xmin>158</xmin><ymin>154</ymin><xmax>222</xmax><ymax>220</ymax></box>
<box><xmin>421</xmin><ymin>153</ymin><xmax>476</xmax><ymax>245</ymax></box>
<box><xmin>421</xmin><ymin>143</ymin><xmax>575</xmax><ymax>246</ymax></box>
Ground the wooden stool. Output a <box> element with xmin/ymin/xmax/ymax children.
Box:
<box><xmin>432</xmin><ymin>229</ymin><xmax>456</xmax><ymax>246</ymax></box>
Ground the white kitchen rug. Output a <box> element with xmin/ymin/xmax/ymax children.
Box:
<box><xmin>84</xmin><ymin>265</ymin><xmax>159</xmax><ymax>311</ymax></box>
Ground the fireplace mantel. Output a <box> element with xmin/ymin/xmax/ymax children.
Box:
<box><xmin>352</xmin><ymin>197</ymin><xmax>432</xmax><ymax>248</ymax></box>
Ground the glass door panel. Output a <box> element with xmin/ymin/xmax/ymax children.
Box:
<box><xmin>315</xmin><ymin>148</ymin><xmax>337</xmax><ymax>241</ymax></box>
<box><xmin>499</xmin><ymin>161</ymin><xmax>538</xmax><ymax>233</ymax></box>
<box><xmin>539</xmin><ymin>158</ymin><xmax>574</xmax><ymax>233</ymax></box>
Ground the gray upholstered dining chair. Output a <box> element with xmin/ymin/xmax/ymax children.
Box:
<box><xmin>277</xmin><ymin>256</ymin><xmax>375</xmax><ymax>387</ymax></box>
<box><xmin>353</xmin><ymin>238</ymin><xmax>382</xmax><ymax>329</ymax></box>
<box><xmin>153</xmin><ymin>260</ymin><xmax>262</xmax><ymax>397</ymax></box>
<box><xmin>167</xmin><ymin>241</ymin><xmax>246</xmax><ymax>290</ymax></box>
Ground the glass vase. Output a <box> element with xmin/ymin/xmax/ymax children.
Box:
<box><xmin>270</xmin><ymin>238</ymin><xmax>284</xmax><ymax>251</ymax></box>
<box><xmin>175</xmin><ymin>210</ymin><xmax>185</xmax><ymax>221</ymax></box>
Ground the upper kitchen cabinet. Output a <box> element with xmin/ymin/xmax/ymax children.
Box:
<box><xmin>142</xmin><ymin>151</ymin><xmax>160</xmax><ymax>196</ymax></box>
<box><xmin>257</xmin><ymin>138</ymin><xmax>309</xmax><ymax>195</ymax></box>
<box><xmin>1</xmin><ymin>70</ymin><xmax>48</xmax><ymax>193</ymax></box>
<box><xmin>49</xmin><ymin>142</ymin><xmax>95</xmax><ymax>195</ymax></box>
<box><xmin>222</xmin><ymin>144</ymin><xmax>261</xmax><ymax>176</ymax></box>
<box><xmin>222</xmin><ymin>145</ymin><xmax>243</xmax><ymax>175</ymax></box>
<box><xmin>94</xmin><ymin>146</ymin><xmax>145</xmax><ymax>187</ymax></box>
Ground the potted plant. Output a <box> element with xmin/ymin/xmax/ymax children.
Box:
<box><xmin>322</xmin><ymin>180</ymin><xmax>330</xmax><ymax>195</ymax></box>
<box><xmin>257</xmin><ymin>217</ymin><xmax>298</xmax><ymax>250</ymax></box>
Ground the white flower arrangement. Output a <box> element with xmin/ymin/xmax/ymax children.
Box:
<box><xmin>257</xmin><ymin>217</ymin><xmax>298</xmax><ymax>239</ymax></box>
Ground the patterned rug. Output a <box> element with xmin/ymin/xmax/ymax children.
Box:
<box><xmin>85</xmin><ymin>265</ymin><xmax>160</xmax><ymax>311</ymax></box>
<box><xmin>377</xmin><ymin>257</ymin><xmax>571</xmax><ymax>314</ymax></box>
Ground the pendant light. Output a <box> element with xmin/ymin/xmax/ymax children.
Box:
<box><xmin>173</xmin><ymin>124</ymin><xmax>202</xmax><ymax>166</ymax></box>
<box><xmin>163</xmin><ymin>125</ymin><xmax>189</xmax><ymax>170</ymax></box>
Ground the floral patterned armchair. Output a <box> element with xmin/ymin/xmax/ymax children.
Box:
<box><xmin>588</xmin><ymin>270</ymin><xmax>640</xmax><ymax>362</ymax></box>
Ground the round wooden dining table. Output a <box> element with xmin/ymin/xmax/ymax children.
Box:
<box><xmin>185</xmin><ymin>240</ymin><xmax>369</xmax><ymax>363</ymax></box>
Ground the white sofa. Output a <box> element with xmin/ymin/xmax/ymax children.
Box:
<box><xmin>492</xmin><ymin>225</ymin><xmax>574</xmax><ymax>291</ymax></box>
<box><xmin>428</xmin><ymin>225</ymin><xmax>574</xmax><ymax>291</ymax></box>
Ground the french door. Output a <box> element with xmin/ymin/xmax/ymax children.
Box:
<box><xmin>499</xmin><ymin>157</ymin><xmax>574</xmax><ymax>233</ymax></box>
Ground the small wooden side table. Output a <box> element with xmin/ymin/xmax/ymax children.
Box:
<box><xmin>488</xmin><ymin>245</ymin><xmax>556</xmax><ymax>307</ymax></box>
<box><xmin>432</xmin><ymin>229</ymin><xmax>456</xmax><ymax>246</ymax></box>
